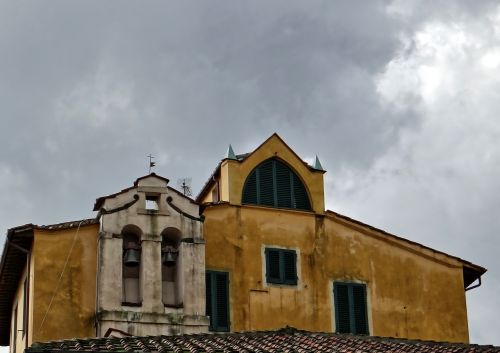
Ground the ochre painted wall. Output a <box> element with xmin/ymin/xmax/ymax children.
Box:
<box><xmin>202</xmin><ymin>134</ymin><xmax>469</xmax><ymax>343</ymax></box>
<box><xmin>31</xmin><ymin>224</ymin><xmax>99</xmax><ymax>343</ymax></box>
<box><xmin>203</xmin><ymin>205</ymin><xmax>469</xmax><ymax>343</ymax></box>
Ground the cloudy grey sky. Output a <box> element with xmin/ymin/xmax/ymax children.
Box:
<box><xmin>1</xmin><ymin>0</ymin><xmax>499</xmax><ymax>348</ymax></box>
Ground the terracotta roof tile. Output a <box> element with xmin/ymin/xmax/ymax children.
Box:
<box><xmin>27</xmin><ymin>328</ymin><xmax>500</xmax><ymax>353</ymax></box>
<box><xmin>37</xmin><ymin>218</ymin><xmax>99</xmax><ymax>230</ymax></box>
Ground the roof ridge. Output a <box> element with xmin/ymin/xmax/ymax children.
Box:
<box><xmin>31</xmin><ymin>328</ymin><xmax>500</xmax><ymax>351</ymax></box>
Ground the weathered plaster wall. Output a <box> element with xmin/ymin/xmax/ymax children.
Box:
<box><xmin>97</xmin><ymin>175</ymin><xmax>208</xmax><ymax>336</ymax></box>
<box><xmin>203</xmin><ymin>204</ymin><xmax>469</xmax><ymax>343</ymax></box>
<box><xmin>31</xmin><ymin>224</ymin><xmax>99</xmax><ymax>343</ymax></box>
<box><xmin>202</xmin><ymin>134</ymin><xmax>469</xmax><ymax>343</ymax></box>
<box><xmin>326</xmin><ymin>214</ymin><xmax>468</xmax><ymax>342</ymax></box>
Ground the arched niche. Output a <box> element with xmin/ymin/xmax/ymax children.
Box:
<box><xmin>121</xmin><ymin>224</ymin><xmax>142</xmax><ymax>304</ymax></box>
<box><xmin>160</xmin><ymin>227</ymin><xmax>182</xmax><ymax>307</ymax></box>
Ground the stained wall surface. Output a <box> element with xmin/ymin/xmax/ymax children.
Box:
<box><xmin>202</xmin><ymin>134</ymin><xmax>470</xmax><ymax>343</ymax></box>
<box><xmin>31</xmin><ymin>224</ymin><xmax>99</xmax><ymax>343</ymax></box>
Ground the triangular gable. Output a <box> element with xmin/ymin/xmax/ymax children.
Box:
<box><xmin>94</xmin><ymin>173</ymin><xmax>170</xmax><ymax>211</ymax></box>
<box><xmin>238</xmin><ymin>133</ymin><xmax>326</xmax><ymax>174</ymax></box>
<box><xmin>196</xmin><ymin>133</ymin><xmax>325</xmax><ymax>203</ymax></box>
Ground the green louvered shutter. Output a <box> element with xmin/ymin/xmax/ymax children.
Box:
<box><xmin>215</xmin><ymin>272</ymin><xmax>229</xmax><ymax>331</ymax></box>
<box><xmin>258</xmin><ymin>160</ymin><xmax>275</xmax><ymax>206</ymax></box>
<box><xmin>206</xmin><ymin>271</ymin><xmax>230</xmax><ymax>332</ymax></box>
<box><xmin>275</xmin><ymin>162</ymin><xmax>292</xmax><ymax>208</ymax></box>
<box><xmin>266</xmin><ymin>248</ymin><xmax>281</xmax><ymax>283</ymax></box>
<box><xmin>242</xmin><ymin>170</ymin><xmax>258</xmax><ymax>204</ymax></box>
<box><xmin>352</xmin><ymin>284</ymin><xmax>368</xmax><ymax>334</ymax></box>
<box><xmin>242</xmin><ymin>158</ymin><xmax>311</xmax><ymax>210</ymax></box>
<box><xmin>283</xmin><ymin>250</ymin><xmax>297</xmax><ymax>285</ymax></box>
<box><xmin>334</xmin><ymin>283</ymin><xmax>351</xmax><ymax>333</ymax></box>
<box><xmin>205</xmin><ymin>272</ymin><xmax>213</xmax><ymax>330</ymax></box>
<box><xmin>291</xmin><ymin>173</ymin><xmax>310</xmax><ymax>210</ymax></box>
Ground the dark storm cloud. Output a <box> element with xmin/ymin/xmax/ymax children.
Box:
<box><xmin>0</xmin><ymin>0</ymin><xmax>499</xmax><ymax>348</ymax></box>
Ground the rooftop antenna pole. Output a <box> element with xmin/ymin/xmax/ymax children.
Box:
<box><xmin>148</xmin><ymin>154</ymin><xmax>156</xmax><ymax>173</ymax></box>
<box><xmin>177</xmin><ymin>177</ymin><xmax>193</xmax><ymax>197</ymax></box>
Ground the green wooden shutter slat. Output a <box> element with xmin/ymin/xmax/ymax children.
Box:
<box><xmin>266</xmin><ymin>249</ymin><xmax>281</xmax><ymax>283</ymax></box>
<box><xmin>258</xmin><ymin>160</ymin><xmax>274</xmax><ymax>206</ymax></box>
<box><xmin>206</xmin><ymin>271</ymin><xmax>230</xmax><ymax>332</ymax></box>
<box><xmin>352</xmin><ymin>284</ymin><xmax>368</xmax><ymax>334</ymax></box>
<box><xmin>334</xmin><ymin>283</ymin><xmax>351</xmax><ymax>333</ymax></box>
<box><xmin>292</xmin><ymin>173</ymin><xmax>311</xmax><ymax>210</ymax></box>
<box><xmin>215</xmin><ymin>273</ymin><xmax>229</xmax><ymax>331</ymax></box>
<box><xmin>205</xmin><ymin>272</ymin><xmax>213</xmax><ymax>330</ymax></box>
<box><xmin>275</xmin><ymin>162</ymin><xmax>292</xmax><ymax>208</ymax></box>
<box><xmin>242</xmin><ymin>170</ymin><xmax>258</xmax><ymax>204</ymax></box>
<box><xmin>283</xmin><ymin>250</ymin><xmax>297</xmax><ymax>285</ymax></box>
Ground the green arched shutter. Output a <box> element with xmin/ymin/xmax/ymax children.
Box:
<box><xmin>242</xmin><ymin>159</ymin><xmax>311</xmax><ymax>211</ymax></box>
<box><xmin>242</xmin><ymin>170</ymin><xmax>257</xmax><ymax>204</ymax></box>
<box><xmin>258</xmin><ymin>160</ymin><xmax>275</xmax><ymax>206</ymax></box>
<box><xmin>275</xmin><ymin>161</ymin><xmax>292</xmax><ymax>208</ymax></box>
<box><xmin>292</xmin><ymin>172</ymin><xmax>311</xmax><ymax>210</ymax></box>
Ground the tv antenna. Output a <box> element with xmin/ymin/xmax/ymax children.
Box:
<box><xmin>177</xmin><ymin>178</ymin><xmax>192</xmax><ymax>197</ymax></box>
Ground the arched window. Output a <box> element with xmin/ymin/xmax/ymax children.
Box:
<box><xmin>161</xmin><ymin>227</ymin><xmax>182</xmax><ymax>307</ymax></box>
<box><xmin>242</xmin><ymin>159</ymin><xmax>311</xmax><ymax>210</ymax></box>
<box><xmin>122</xmin><ymin>225</ymin><xmax>142</xmax><ymax>305</ymax></box>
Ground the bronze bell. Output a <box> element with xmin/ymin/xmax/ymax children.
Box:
<box><xmin>162</xmin><ymin>248</ymin><xmax>178</xmax><ymax>267</ymax></box>
<box><xmin>124</xmin><ymin>249</ymin><xmax>140</xmax><ymax>267</ymax></box>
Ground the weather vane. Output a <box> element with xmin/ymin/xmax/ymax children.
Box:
<box><xmin>148</xmin><ymin>154</ymin><xmax>156</xmax><ymax>173</ymax></box>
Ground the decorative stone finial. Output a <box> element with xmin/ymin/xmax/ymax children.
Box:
<box><xmin>227</xmin><ymin>144</ymin><xmax>237</xmax><ymax>160</ymax></box>
<box><xmin>313</xmin><ymin>155</ymin><xmax>324</xmax><ymax>171</ymax></box>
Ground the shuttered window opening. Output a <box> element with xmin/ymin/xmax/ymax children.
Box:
<box><xmin>206</xmin><ymin>271</ymin><xmax>230</xmax><ymax>332</ymax></box>
<box><xmin>265</xmin><ymin>248</ymin><xmax>298</xmax><ymax>285</ymax></box>
<box><xmin>242</xmin><ymin>159</ymin><xmax>311</xmax><ymax>211</ymax></box>
<box><xmin>334</xmin><ymin>282</ymin><xmax>369</xmax><ymax>335</ymax></box>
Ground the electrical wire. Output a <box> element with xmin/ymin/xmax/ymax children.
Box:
<box><xmin>37</xmin><ymin>220</ymin><xmax>84</xmax><ymax>334</ymax></box>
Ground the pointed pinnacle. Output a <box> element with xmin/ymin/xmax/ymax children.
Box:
<box><xmin>227</xmin><ymin>144</ymin><xmax>237</xmax><ymax>160</ymax></box>
<box><xmin>313</xmin><ymin>155</ymin><xmax>324</xmax><ymax>171</ymax></box>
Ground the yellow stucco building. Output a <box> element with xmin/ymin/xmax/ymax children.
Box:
<box><xmin>0</xmin><ymin>133</ymin><xmax>486</xmax><ymax>353</ymax></box>
<box><xmin>198</xmin><ymin>134</ymin><xmax>484</xmax><ymax>342</ymax></box>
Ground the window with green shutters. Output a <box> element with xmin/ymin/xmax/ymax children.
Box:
<box><xmin>333</xmin><ymin>282</ymin><xmax>369</xmax><ymax>335</ymax></box>
<box><xmin>242</xmin><ymin>159</ymin><xmax>311</xmax><ymax>211</ymax></box>
<box><xmin>205</xmin><ymin>270</ymin><xmax>230</xmax><ymax>332</ymax></box>
<box><xmin>265</xmin><ymin>248</ymin><xmax>298</xmax><ymax>285</ymax></box>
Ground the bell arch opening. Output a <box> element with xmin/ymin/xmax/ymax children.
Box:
<box><xmin>161</xmin><ymin>227</ymin><xmax>182</xmax><ymax>307</ymax></box>
<box><xmin>121</xmin><ymin>225</ymin><xmax>142</xmax><ymax>304</ymax></box>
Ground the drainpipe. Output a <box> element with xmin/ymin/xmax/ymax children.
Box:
<box><xmin>7</xmin><ymin>236</ymin><xmax>31</xmax><ymax>352</ymax></box>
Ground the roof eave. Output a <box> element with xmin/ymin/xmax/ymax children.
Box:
<box><xmin>325</xmin><ymin>209</ymin><xmax>487</xmax><ymax>287</ymax></box>
<box><xmin>0</xmin><ymin>225</ymin><xmax>34</xmax><ymax>345</ymax></box>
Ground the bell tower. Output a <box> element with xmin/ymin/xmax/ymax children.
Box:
<box><xmin>93</xmin><ymin>173</ymin><xmax>209</xmax><ymax>336</ymax></box>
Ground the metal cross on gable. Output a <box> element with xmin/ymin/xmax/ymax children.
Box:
<box><xmin>148</xmin><ymin>154</ymin><xmax>156</xmax><ymax>173</ymax></box>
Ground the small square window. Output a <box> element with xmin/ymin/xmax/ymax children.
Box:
<box><xmin>145</xmin><ymin>195</ymin><xmax>159</xmax><ymax>210</ymax></box>
<box><xmin>265</xmin><ymin>248</ymin><xmax>297</xmax><ymax>285</ymax></box>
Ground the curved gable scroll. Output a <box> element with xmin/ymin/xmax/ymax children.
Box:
<box><xmin>242</xmin><ymin>159</ymin><xmax>311</xmax><ymax>210</ymax></box>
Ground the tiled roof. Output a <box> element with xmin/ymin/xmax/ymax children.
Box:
<box><xmin>37</xmin><ymin>218</ymin><xmax>99</xmax><ymax>230</ymax></box>
<box><xmin>28</xmin><ymin>328</ymin><xmax>500</xmax><ymax>353</ymax></box>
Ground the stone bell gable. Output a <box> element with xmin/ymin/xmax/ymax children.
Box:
<box><xmin>93</xmin><ymin>173</ymin><xmax>208</xmax><ymax>336</ymax></box>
